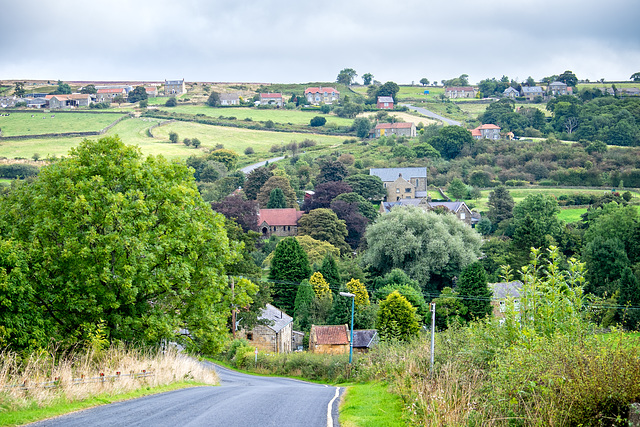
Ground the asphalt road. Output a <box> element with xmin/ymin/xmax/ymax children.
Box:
<box><xmin>240</xmin><ymin>156</ymin><xmax>284</xmax><ymax>174</ymax></box>
<box><xmin>400</xmin><ymin>103</ymin><xmax>462</xmax><ymax>126</ymax></box>
<box><xmin>29</xmin><ymin>361</ymin><xmax>342</xmax><ymax>427</ymax></box>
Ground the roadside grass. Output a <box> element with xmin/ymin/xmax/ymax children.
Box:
<box><xmin>153</xmin><ymin>105</ymin><xmax>355</xmax><ymax>127</ymax></box>
<box><xmin>339</xmin><ymin>382</ymin><xmax>408</xmax><ymax>427</ymax></box>
<box><xmin>0</xmin><ymin>381</ymin><xmax>209</xmax><ymax>427</ymax></box>
<box><xmin>151</xmin><ymin>121</ymin><xmax>345</xmax><ymax>156</ymax></box>
<box><xmin>0</xmin><ymin>112</ymin><xmax>126</xmax><ymax>136</ymax></box>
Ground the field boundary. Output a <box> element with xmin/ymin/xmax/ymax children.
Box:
<box><xmin>147</xmin><ymin>119</ymin><xmax>176</xmax><ymax>137</ymax></box>
<box><xmin>0</xmin><ymin>113</ymin><xmax>131</xmax><ymax>140</ymax></box>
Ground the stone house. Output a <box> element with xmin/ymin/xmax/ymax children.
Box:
<box><xmin>220</xmin><ymin>93</ymin><xmax>240</xmax><ymax>105</ymax></box>
<box><xmin>353</xmin><ymin>330</ymin><xmax>378</xmax><ymax>354</ymax></box>
<box><xmin>372</xmin><ymin>122</ymin><xmax>416</xmax><ymax>138</ymax></box>
<box><xmin>259</xmin><ymin>93</ymin><xmax>283</xmax><ymax>107</ymax></box>
<box><xmin>548</xmin><ymin>81</ymin><xmax>568</xmax><ymax>96</ymax></box>
<box><xmin>503</xmin><ymin>87</ymin><xmax>520</xmax><ymax>99</ymax></box>
<box><xmin>238</xmin><ymin>304</ymin><xmax>293</xmax><ymax>354</ymax></box>
<box><xmin>445</xmin><ymin>86</ymin><xmax>477</xmax><ymax>99</ymax></box>
<box><xmin>370</xmin><ymin>167</ymin><xmax>428</xmax><ymax>202</ymax></box>
<box><xmin>490</xmin><ymin>281</ymin><xmax>523</xmax><ymax>320</ymax></box>
<box><xmin>165</xmin><ymin>79</ymin><xmax>186</xmax><ymax>95</ymax></box>
<box><xmin>144</xmin><ymin>86</ymin><xmax>158</xmax><ymax>97</ymax></box>
<box><xmin>520</xmin><ymin>86</ymin><xmax>544</xmax><ymax>101</ymax></box>
<box><xmin>95</xmin><ymin>88</ymin><xmax>127</xmax><ymax>103</ymax></box>
<box><xmin>377</xmin><ymin>96</ymin><xmax>394</xmax><ymax>109</ymax></box>
<box><xmin>309</xmin><ymin>324</ymin><xmax>350</xmax><ymax>355</ymax></box>
<box><xmin>258</xmin><ymin>208</ymin><xmax>304</xmax><ymax>238</ymax></box>
<box><xmin>304</xmin><ymin>87</ymin><xmax>340</xmax><ymax>105</ymax></box>
<box><xmin>0</xmin><ymin>96</ymin><xmax>17</xmax><ymax>108</ymax></box>
<box><xmin>380</xmin><ymin>199</ymin><xmax>474</xmax><ymax>225</ymax></box>
<box><xmin>45</xmin><ymin>94</ymin><xmax>92</xmax><ymax>109</ymax></box>
<box><xmin>471</xmin><ymin>124</ymin><xmax>501</xmax><ymax>140</ymax></box>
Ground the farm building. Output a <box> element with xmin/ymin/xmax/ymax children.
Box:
<box><xmin>309</xmin><ymin>324</ymin><xmax>350</xmax><ymax>355</ymax></box>
<box><xmin>237</xmin><ymin>304</ymin><xmax>293</xmax><ymax>354</ymax></box>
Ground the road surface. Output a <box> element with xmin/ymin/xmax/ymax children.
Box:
<box><xmin>29</xmin><ymin>361</ymin><xmax>342</xmax><ymax>427</ymax></box>
<box><xmin>400</xmin><ymin>103</ymin><xmax>462</xmax><ymax>126</ymax></box>
<box><xmin>240</xmin><ymin>156</ymin><xmax>284</xmax><ymax>174</ymax></box>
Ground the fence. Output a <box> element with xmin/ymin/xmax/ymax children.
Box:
<box><xmin>2</xmin><ymin>370</ymin><xmax>154</xmax><ymax>391</ymax></box>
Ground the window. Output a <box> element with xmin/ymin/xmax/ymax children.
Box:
<box><xmin>405</xmin><ymin>188</ymin><xmax>411</xmax><ymax>193</ymax></box>
<box><xmin>396</xmin><ymin>188</ymin><xmax>400</xmax><ymax>193</ymax></box>
<box><xmin>460</xmin><ymin>213</ymin><xmax>466</xmax><ymax>219</ymax></box>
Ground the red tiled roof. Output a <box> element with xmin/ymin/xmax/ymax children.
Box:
<box><xmin>304</xmin><ymin>87</ymin><xmax>339</xmax><ymax>94</ymax></box>
<box><xmin>260</xmin><ymin>93</ymin><xmax>282</xmax><ymax>98</ymax></box>
<box><xmin>97</xmin><ymin>88</ymin><xmax>125</xmax><ymax>94</ymax></box>
<box><xmin>45</xmin><ymin>94</ymin><xmax>90</xmax><ymax>100</ymax></box>
<box><xmin>471</xmin><ymin>129</ymin><xmax>482</xmax><ymax>137</ymax></box>
<box><xmin>374</xmin><ymin>122</ymin><xmax>413</xmax><ymax>129</ymax></box>
<box><xmin>313</xmin><ymin>325</ymin><xmax>349</xmax><ymax>345</ymax></box>
<box><xmin>476</xmin><ymin>124</ymin><xmax>501</xmax><ymax>130</ymax></box>
<box><xmin>144</xmin><ymin>87</ymin><xmax>157</xmax><ymax>92</ymax></box>
<box><xmin>258</xmin><ymin>208</ymin><xmax>303</xmax><ymax>226</ymax></box>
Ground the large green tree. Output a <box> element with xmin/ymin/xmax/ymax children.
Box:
<box><xmin>344</xmin><ymin>174</ymin><xmax>386</xmax><ymax>201</ymax></box>
<box><xmin>298</xmin><ymin>209</ymin><xmax>350</xmax><ymax>255</ymax></box>
<box><xmin>377</xmin><ymin>291</ymin><xmax>420</xmax><ymax>342</ymax></box>
<box><xmin>268</xmin><ymin>237</ymin><xmax>312</xmax><ymax>313</ymax></box>
<box><xmin>363</xmin><ymin>206</ymin><xmax>482</xmax><ymax>293</ymax></box>
<box><xmin>318</xmin><ymin>254</ymin><xmax>341</xmax><ymax>294</ymax></box>
<box><xmin>337</xmin><ymin>68</ymin><xmax>357</xmax><ymax>85</ymax></box>
<box><xmin>293</xmin><ymin>279</ymin><xmax>315</xmax><ymax>331</ymax></box>
<box><xmin>426</xmin><ymin>126</ymin><xmax>474</xmax><ymax>160</ymax></box>
<box><xmin>455</xmin><ymin>262</ymin><xmax>492</xmax><ymax>321</ymax></box>
<box><xmin>244</xmin><ymin>166</ymin><xmax>273</xmax><ymax>200</ymax></box>
<box><xmin>127</xmin><ymin>86</ymin><xmax>148</xmax><ymax>103</ymax></box>
<box><xmin>0</xmin><ymin>136</ymin><xmax>255</xmax><ymax>352</ymax></box>
<box><xmin>257</xmin><ymin>175</ymin><xmax>297</xmax><ymax>208</ymax></box>
<box><xmin>266</xmin><ymin>187</ymin><xmax>287</xmax><ymax>208</ymax></box>
<box><xmin>511</xmin><ymin>194</ymin><xmax>564</xmax><ymax>256</ymax></box>
<box><xmin>487</xmin><ymin>186</ymin><xmax>514</xmax><ymax>227</ymax></box>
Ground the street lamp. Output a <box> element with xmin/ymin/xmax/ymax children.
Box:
<box><xmin>339</xmin><ymin>291</ymin><xmax>355</xmax><ymax>364</ymax></box>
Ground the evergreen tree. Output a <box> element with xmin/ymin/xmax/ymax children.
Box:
<box><xmin>328</xmin><ymin>285</ymin><xmax>351</xmax><ymax>325</ymax></box>
<box><xmin>298</xmin><ymin>208</ymin><xmax>349</xmax><ymax>254</ymax></box>
<box><xmin>269</xmin><ymin>237</ymin><xmax>311</xmax><ymax>314</ymax></box>
<box><xmin>293</xmin><ymin>280</ymin><xmax>315</xmax><ymax>331</ymax></box>
<box><xmin>266</xmin><ymin>187</ymin><xmax>287</xmax><ymax>208</ymax></box>
<box><xmin>618</xmin><ymin>267</ymin><xmax>640</xmax><ymax>330</ymax></box>
<box><xmin>346</xmin><ymin>278</ymin><xmax>369</xmax><ymax>309</ymax></box>
<box><xmin>487</xmin><ymin>186</ymin><xmax>514</xmax><ymax>227</ymax></box>
<box><xmin>318</xmin><ymin>254</ymin><xmax>341</xmax><ymax>294</ymax></box>
<box><xmin>309</xmin><ymin>271</ymin><xmax>331</xmax><ymax>299</ymax></box>
<box><xmin>456</xmin><ymin>262</ymin><xmax>492</xmax><ymax>321</ymax></box>
<box><xmin>377</xmin><ymin>291</ymin><xmax>420</xmax><ymax>342</ymax></box>
<box><xmin>244</xmin><ymin>166</ymin><xmax>273</xmax><ymax>200</ymax></box>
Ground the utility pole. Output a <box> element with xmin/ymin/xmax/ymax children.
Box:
<box><xmin>430</xmin><ymin>302</ymin><xmax>435</xmax><ymax>374</ymax></box>
<box><xmin>231</xmin><ymin>276</ymin><xmax>236</xmax><ymax>339</ymax></box>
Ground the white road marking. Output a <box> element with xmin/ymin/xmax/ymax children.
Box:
<box><xmin>327</xmin><ymin>387</ymin><xmax>340</xmax><ymax>427</ymax></box>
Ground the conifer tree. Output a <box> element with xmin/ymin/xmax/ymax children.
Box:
<box><xmin>318</xmin><ymin>254</ymin><xmax>341</xmax><ymax>294</ymax></box>
<box><xmin>456</xmin><ymin>262</ymin><xmax>492</xmax><ymax>321</ymax></box>
<box><xmin>294</xmin><ymin>280</ymin><xmax>315</xmax><ymax>331</ymax></box>
<box><xmin>309</xmin><ymin>272</ymin><xmax>332</xmax><ymax>299</ymax></box>
<box><xmin>346</xmin><ymin>278</ymin><xmax>370</xmax><ymax>309</ymax></box>
<box><xmin>618</xmin><ymin>267</ymin><xmax>640</xmax><ymax>330</ymax></box>
<box><xmin>269</xmin><ymin>237</ymin><xmax>311</xmax><ymax>313</ymax></box>
<box><xmin>266</xmin><ymin>187</ymin><xmax>287</xmax><ymax>209</ymax></box>
<box><xmin>377</xmin><ymin>291</ymin><xmax>420</xmax><ymax>342</ymax></box>
<box><xmin>328</xmin><ymin>285</ymin><xmax>351</xmax><ymax>325</ymax></box>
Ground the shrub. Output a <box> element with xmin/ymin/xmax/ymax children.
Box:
<box><xmin>168</xmin><ymin>131</ymin><xmax>179</xmax><ymax>143</ymax></box>
<box><xmin>244</xmin><ymin>146</ymin><xmax>255</xmax><ymax>155</ymax></box>
<box><xmin>309</xmin><ymin>116</ymin><xmax>327</xmax><ymax>127</ymax></box>
<box><xmin>165</xmin><ymin>97</ymin><xmax>177</xmax><ymax>107</ymax></box>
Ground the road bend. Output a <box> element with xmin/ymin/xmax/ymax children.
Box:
<box><xmin>28</xmin><ymin>361</ymin><xmax>342</xmax><ymax>427</ymax></box>
<box><xmin>400</xmin><ymin>103</ymin><xmax>462</xmax><ymax>126</ymax></box>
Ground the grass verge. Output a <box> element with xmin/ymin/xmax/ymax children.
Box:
<box><xmin>339</xmin><ymin>382</ymin><xmax>407</xmax><ymax>427</ymax></box>
<box><xmin>0</xmin><ymin>381</ymin><xmax>209</xmax><ymax>427</ymax></box>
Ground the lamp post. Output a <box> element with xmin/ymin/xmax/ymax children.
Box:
<box><xmin>339</xmin><ymin>291</ymin><xmax>355</xmax><ymax>364</ymax></box>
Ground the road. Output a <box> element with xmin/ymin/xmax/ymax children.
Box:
<box><xmin>400</xmin><ymin>103</ymin><xmax>462</xmax><ymax>126</ymax></box>
<box><xmin>29</xmin><ymin>361</ymin><xmax>342</xmax><ymax>427</ymax></box>
<box><xmin>240</xmin><ymin>156</ymin><xmax>284</xmax><ymax>174</ymax></box>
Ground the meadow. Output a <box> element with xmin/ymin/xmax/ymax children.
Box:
<box><xmin>0</xmin><ymin>112</ymin><xmax>126</xmax><ymax>136</ymax></box>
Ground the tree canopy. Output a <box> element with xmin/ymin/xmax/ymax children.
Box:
<box><xmin>268</xmin><ymin>237</ymin><xmax>311</xmax><ymax>314</ymax></box>
<box><xmin>377</xmin><ymin>291</ymin><xmax>420</xmax><ymax>342</ymax></box>
<box><xmin>298</xmin><ymin>208</ymin><xmax>350</xmax><ymax>255</ymax></box>
<box><xmin>337</xmin><ymin>68</ymin><xmax>357</xmax><ymax>85</ymax></box>
<box><xmin>127</xmin><ymin>86</ymin><xmax>148</xmax><ymax>103</ymax></box>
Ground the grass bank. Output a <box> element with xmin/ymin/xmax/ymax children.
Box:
<box><xmin>340</xmin><ymin>382</ymin><xmax>407</xmax><ymax>427</ymax></box>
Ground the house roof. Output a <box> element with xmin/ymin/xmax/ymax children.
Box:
<box><xmin>352</xmin><ymin>330</ymin><xmax>378</xmax><ymax>348</ymax></box>
<box><xmin>259</xmin><ymin>304</ymin><xmax>293</xmax><ymax>333</ymax></box>
<box><xmin>312</xmin><ymin>324</ymin><xmax>350</xmax><ymax>345</ymax></box>
<box><xmin>165</xmin><ymin>80</ymin><xmax>184</xmax><ymax>85</ymax></box>
<box><xmin>377</xmin><ymin>96</ymin><xmax>394</xmax><ymax>103</ymax></box>
<box><xmin>258</xmin><ymin>208</ymin><xmax>303</xmax><ymax>226</ymax></box>
<box><xmin>521</xmin><ymin>86</ymin><xmax>543</xmax><ymax>93</ymax></box>
<box><xmin>260</xmin><ymin>93</ymin><xmax>283</xmax><ymax>98</ymax></box>
<box><xmin>45</xmin><ymin>94</ymin><xmax>91</xmax><ymax>100</ymax></box>
<box><xmin>490</xmin><ymin>281</ymin><xmax>523</xmax><ymax>299</ymax></box>
<box><xmin>503</xmin><ymin>87</ymin><xmax>519</xmax><ymax>93</ymax></box>
<box><xmin>549</xmin><ymin>81</ymin><xmax>567</xmax><ymax>87</ymax></box>
<box><xmin>428</xmin><ymin>201</ymin><xmax>468</xmax><ymax>212</ymax></box>
<box><xmin>374</xmin><ymin>122</ymin><xmax>414</xmax><ymax>130</ymax></box>
<box><xmin>370</xmin><ymin>167</ymin><xmax>427</xmax><ymax>182</ymax></box>
<box><xmin>305</xmin><ymin>87</ymin><xmax>339</xmax><ymax>94</ymax></box>
<box><xmin>380</xmin><ymin>199</ymin><xmax>470</xmax><ymax>214</ymax></box>
<box><xmin>220</xmin><ymin>93</ymin><xmax>239</xmax><ymax>100</ymax></box>
<box><xmin>144</xmin><ymin>86</ymin><xmax>157</xmax><ymax>92</ymax></box>
<box><xmin>446</xmin><ymin>86</ymin><xmax>475</xmax><ymax>91</ymax></box>
<box><xmin>471</xmin><ymin>129</ymin><xmax>482</xmax><ymax>137</ymax></box>
<box><xmin>97</xmin><ymin>88</ymin><xmax>126</xmax><ymax>94</ymax></box>
<box><xmin>475</xmin><ymin>124</ymin><xmax>501</xmax><ymax>130</ymax></box>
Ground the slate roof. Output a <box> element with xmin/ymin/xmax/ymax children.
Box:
<box><xmin>258</xmin><ymin>208</ymin><xmax>303</xmax><ymax>226</ymax></box>
<box><xmin>312</xmin><ymin>324</ymin><xmax>350</xmax><ymax>345</ymax></box>
<box><xmin>220</xmin><ymin>93</ymin><xmax>239</xmax><ymax>100</ymax></box>
<box><xmin>380</xmin><ymin>199</ymin><xmax>471</xmax><ymax>214</ymax></box>
<box><xmin>370</xmin><ymin>167</ymin><xmax>427</xmax><ymax>182</ymax></box>
<box><xmin>503</xmin><ymin>87</ymin><xmax>519</xmax><ymax>94</ymax></box>
<box><xmin>490</xmin><ymin>281</ymin><xmax>523</xmax><ymax>299</ymax></box>
<box><xmin>305</xmin><ymin>87</ymin><xmax>339</xmax><ymax>94</ymax></box>
<box><xmin>377</xmin><ymin>96</ymin><xmax>394</xmax><ymax>103</ymax></box>
<box><xmin>260</xmin><ymin>304</ymin><xmax>293</xmax><ymax>333</ymax></box>
<box><xmin>428</xmin><ymin>201</ymin><xmax>468</xmax><ymax>212</ymax></box>
<box><xmin>352</xmin><ymin>330</ymin><xmax>378</xmax><ymax>348</ymax></box>
<box><xmin>374</xmin><ymin>122</ymin><xmax>414</xmax><ymax>130</ymax></box>
<box><xmin>165</xmin><ymin>80</ymin><xmax>184</xmax><ymax>85</ymax></box>
<box><xmin>521</xmin><ymin>86</ymin><xmax>543</xmax><ymax>94</ymax></box>
<box><xmin>549</xmin><ymin>81</ymin><xmax>567</xmax><ymax>87</ymax></box>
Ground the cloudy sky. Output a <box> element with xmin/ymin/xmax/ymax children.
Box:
<box><xmin>1</xmin><ymin>0</ymin><xmax>638</xmax><ymax>85</ymax></box>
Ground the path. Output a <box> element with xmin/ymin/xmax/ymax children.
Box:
<box><xmin>240</xmin><ymin>156</ymin><xmax>284</xmax><ymax>174</ymax></box>
<box><xmin>400</xmin><ymin>103</ymin><xmax>462</xmax><ymax>126</ymax></box>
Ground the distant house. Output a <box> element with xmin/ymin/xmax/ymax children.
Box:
<box><xmin>372</xmin><ymin>122</ymin><xmax>416</xmax><ymax>138</ymax></box>
<box><xmin>24</xmin><ymin>98</ymin><xmax>48</xmax><ymax>108</ymax></box>
<box><xmin>309</xmin><ymin>324</ymin><xmax>350</xmax><ymax>355</ymax></box>
<box><xmin>352</xmin><ymin>330</ymin><xmax>378</xmax><ymax>354</ymax></box>
<box><xmin>377</xmin><ymin>96</ymin><xmax>394</xmax><ymax>109</ymax></box>
<box><xmin>622</xmin><ymin>87</ymin><xmax>640</xmax><ymax>96</ymax></box>
<box><xmin>304</xmin><ymin>87</ymin><xmax>340</xmax><ymax>105</ymax></box>
<box><xmin>95</xmin><ymin>88</ymin><xmax>127</xmax><ymax>103</ymax></box>
<box><xmin>445</xmin><ymin>86</ymin><xmax>477</xmax><ymax>99</ymax></box>
<box><xmin>503</xmin><ymin>87</ymin><xmax>520</xmax><ymax>99</ymax></box>
<box><xmin>45</xmin><ymin>94</ymin><xmax>92</xmax><ymax>109</ymax></box>
<box><xmin>220</xmin><ymin>93</ymin><xmax>240</xmax><ymax>106</ymax></box>
<box><xmin>490</xmin><ymin>281</ymin><xmax>523</xmax><ymax>320</ymax></box>
<box><xmin>380</xmin><ymin>199</ymin><xmax>474</xmax><ymax>225</ymax></box>
<box><xmin>520</xmin><ymin>86</ymin><xmax>544</xmax><ymax>101</ymax></box>
<box><xmin>258</xmin><ymin>208</ymin><xmax>304</xmax><ymax>238</ymax></box>
<box><xmin>144</xmin><ymin>86</ymin><xmax>158</xmax><ymax>97</ymax></box>
<box><xmin>548</xmin><ymin>81</ymin><xmax>568</xmax><ymax>96</ymax></box>
<box><xmin>259</xmin><ymin>93</ymin><xmax>283</xmax><ymax>107</ymax></box>
<box><xmin>370</xmin><ymin>167</ymin><xmax>428</xmax><ymax>201</ymax></box>
<box><xmin>0</xmin><ymin>96</ymin><xmax>18</xmax><ymax>108</ymax></box>
<box><xmin>238</xmin><ymin>304</ymin><xmax>293</xmax><ymax>354</ymax></box>
<box><xmin>471</xmin><ymin>124</ymin><xmax>501</xmax><ymax>140</ymax></box>
<box><xmin>165</xmin><ymin>79</ymin><xmax>186</xmax><ymax>95</ymax></box>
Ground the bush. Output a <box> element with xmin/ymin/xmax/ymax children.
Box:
<box><xmin>169</xmin><ymin>131</ymin><xmax>179</xmax><ymax>143</ymax></box>
<box><xmin>165</xmin><ymin>97</ymin><xmax>177</xmax><ymax>107</ymax></box>
<box><xmin>244</xmin><ymin>146</ymin><xmax>255</xmax><ymax>155</ymax></box>
<box><xmin>0</xmin><ymin>163</ymin><xmax>39</xmax><ymax>178</ymax></box>
<box><xmin>309</xmin><ymin>116</ymin><xmax>327</xmax><ymax>127</ymax></box>
<box><xmin>90</xmin><ymin>102</ymin><xmax>110</xmax><ymax>109</ymax></box>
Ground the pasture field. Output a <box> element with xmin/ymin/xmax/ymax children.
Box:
<box><xmin>576</xmin><ymin>82</ymin><xmax>639</xmax><ymax>90</ymax></box>
<box><xmin>360</xmin><ymin>111</ymin><xmax>437</xmax><ymax>126</ymax></box>
<box><xmin>396</xmin><ymin>85</ymin><xmax>445</xmax><ymax>100</ymax></box>
<box><xmin>0</xmin><ymin>112</ymin><xmax>126</xmax><ymax>136</ymax></box>
<box><xmin>154</xmin><ymin>105</ymin><xmax>355</xmax><ymax>127</ymax></box>
<box><xmin>557</xmin><ymin>207</ymin><xmax>587</xmax><ymax>223</ymax></box>
<box><xmin>152</xmin><ymin>121</ymin><xmax>344</xmax><ymax>156</ymax></box>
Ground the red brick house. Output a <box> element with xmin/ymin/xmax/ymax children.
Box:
<box><xmin>372</xmin><ymin>122</ymin><xmax>416</xmax><ymax>138</ymax></box>
<box><xmin>309</xmin><ymin>324</ymin><xmax>350</xmax><ymax>355</ymax></box>
<box><xmin>377</xmin><ymin>96</ymin><xmax>394</xmax><ymax>109</ymax></box>
<box><xmin>258</xmin><ymin>208</ymin><xmax>304</xmax><ymax>238</ymax></box>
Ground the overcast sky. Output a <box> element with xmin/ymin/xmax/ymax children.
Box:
<box><xmin>1</xmin><ymin>0</ymin><xmax>638</xmax><ymax>85</ymax></box>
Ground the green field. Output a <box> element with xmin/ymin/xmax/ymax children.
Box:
<box><xmin>576</xmin><ymin>82</ymin><xmax>639</xmax><ymax>90</ymax></box>
<box><xmin>396</xmin><ymin>85</ymin><xmax>444</xmax><ymax>100</ymax></box>
<box><xmin>0</xmin><ymin>112</ymin><xmax>126</xmax><ymax>136</ymax></box>
<box><xmin>557</xmin><ymin>207</ymin><xmax>587</xmax><ymax>223</ymax></box>
<box><xmin>154</xmin><ymin>105</ymin><xmax>354</xmax><ymax>127</ymax></box>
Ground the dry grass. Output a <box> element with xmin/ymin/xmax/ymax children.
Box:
<box><xmin>0</xmin><ymin>346</ymin><xmax>217</xmax><ymax>411</ymax></box>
